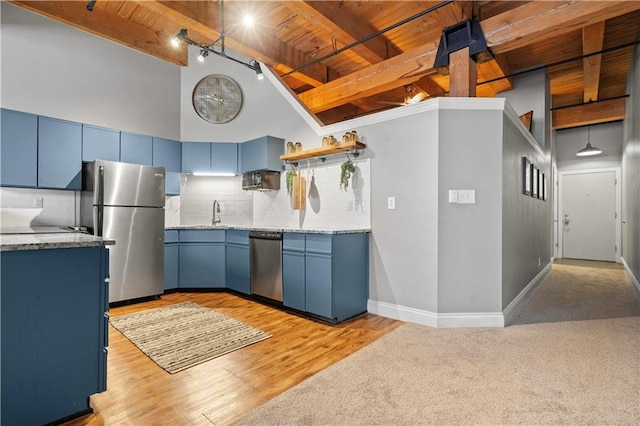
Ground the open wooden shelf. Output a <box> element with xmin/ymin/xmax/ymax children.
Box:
<box><xmin>280</xmin><ymin>141</ymin><xmax>366</xmax><ymax>162</ymax></box>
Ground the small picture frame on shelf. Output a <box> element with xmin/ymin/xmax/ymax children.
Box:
<box><xmin>522</xmin><ymin>157</ymin><xmax>531</xmax><ymax>195</ymax></box>
<box><xmin>532</xmin><ymin>165</ymin><xmax>538</xmax><ymax>199</ymax></box>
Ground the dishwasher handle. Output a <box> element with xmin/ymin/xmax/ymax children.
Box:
<box><xmin>249</xmin><ymin>231</ymin><xmax>283</xmax><ymax>240</ymax></box>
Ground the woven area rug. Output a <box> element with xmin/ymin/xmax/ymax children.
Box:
<box><xmin>109</xmin><ymin>302</ymin><xmax>270</xmax><ymax>374</ymax></box>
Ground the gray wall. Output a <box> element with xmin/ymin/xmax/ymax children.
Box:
<box><xmin>497</xmin><ymin>69</ymin><xmax>550</xmax><ymax>149</ymax></box>
<box><xmin>501</xmin><ymin>116</ymin><xmax>551</xmax><ymax>309</ymax></box>
<box><xmin>366</xmin><ymin>110</ymin><xmax>440</xmax><ymax>313</ymax></box>
<box><xmin>437</xmin><ymin>108</ymin><xmax>503</xmax><ymax>313</ymax></box>
<box><xmin>622</xmin><ymin>43</ymin><xmax>640</xmax><ymax>284</ymax></box>
<box><xmin>556</xmin><ymin>122</ymin><xmax>623</xmax><ymax>172</ymax></box>
<box><xmin>180</xmin><ymin>46</ymin><xmax>318</xmax><ymax>144</ymax></box>
<box><xmin>0</xmin><ymin>2</ymin><xmax>181</xmax><ymax>140</ymax></box>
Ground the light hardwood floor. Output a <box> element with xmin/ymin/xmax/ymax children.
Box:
<box><xmin>65</xmin><ymin>292</ymin><xmax>402</xmax><ymax>425</ymax></box>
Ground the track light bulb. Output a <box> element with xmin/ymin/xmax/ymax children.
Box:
<box><xmin>243</xmin><ymin>14</ymin><xmax>255</xmax><ymax>27</ymax></box>
<box><xmin>198</xmin><ymin>50</ymin><xmax>208</xmax><ymax>63</ymax></box>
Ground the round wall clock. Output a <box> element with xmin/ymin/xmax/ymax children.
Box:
<box><xmin>192</xmin><ymin>74</ymin><xmax>243</xmax><ymax>124</ymax></box>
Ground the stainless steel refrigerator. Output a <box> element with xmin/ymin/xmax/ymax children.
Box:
<box><xmin>80</xmin><ymin>160</ymin><xmax>165</xmax><ymax>303</ymax></box>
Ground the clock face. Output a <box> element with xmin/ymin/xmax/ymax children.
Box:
<box><xmin>192</xmin><ymin>74</ymin><xmax>243</xmax><ymax>124</ymax></box>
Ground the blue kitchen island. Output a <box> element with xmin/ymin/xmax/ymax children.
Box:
<box><xmin>0</xmin><ymin>232</ymin><xmax>113</xmax><ymax>425</ymax></box>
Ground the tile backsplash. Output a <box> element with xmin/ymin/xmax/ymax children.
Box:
<box><xmin>0</xmin><ymin>158</ymin><xmax>371</xmax><ymax>230</ymax></box>
<box><xmin>178</xmin><ymin>175</ymin><xmax>254</xmax><ymax>227</ymax></box>
<box><xmin>0</xmin><ymin>187</ymin><xmax>77</xmax><ymax>227</ymax></box>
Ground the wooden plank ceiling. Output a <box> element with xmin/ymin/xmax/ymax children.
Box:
<box><xmin>10</xmin><ymin>0</ymin><xmax>640</xmax><ymax>128</ymax></box>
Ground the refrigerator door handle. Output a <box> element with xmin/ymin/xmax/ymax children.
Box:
<box><xmin>97</xmin><ymin>165</ymin><xmax>104</xmax><ymax>237</ymax></box>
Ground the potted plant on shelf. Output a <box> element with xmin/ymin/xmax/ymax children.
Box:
<box><xmin>340</xmin><ymin>160</ymin><xmax>356</xmax><ymax>191</ymax></box>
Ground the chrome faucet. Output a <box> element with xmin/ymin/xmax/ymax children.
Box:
<box><xmin>212</xmin><ymin>200</ymin><xmax>221</xmax><ymax>226</ymax></box>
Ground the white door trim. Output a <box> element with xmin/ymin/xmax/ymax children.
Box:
<box><xmin>558</xmin><ymin>167</ymin><xmax>621</xmax><ymax>262</ymax></box>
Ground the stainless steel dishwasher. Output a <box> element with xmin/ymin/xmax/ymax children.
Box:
<box><xmin>249</xmin><ymin>231</ymin><xmax>283</xmax><ymax>302</ymax></box>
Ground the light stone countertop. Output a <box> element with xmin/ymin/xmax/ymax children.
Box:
<box><xmin>0</xmin><ymin>233</ymin><xmax>115</xmax><ymax>251</ymax></box>
<box><xmin>165</xmin><ymin>225</ymin><xmax>371</xmax><ymax>235</ymax></box>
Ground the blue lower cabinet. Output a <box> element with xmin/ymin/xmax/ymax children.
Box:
<box><xmin>305</xmin><ymin>252</ymin><xmax>333</xmax><ymax>318</ymax></box>
<box><xmin>164</xmin><ymin>244</ymin><xmax>179</xmax><ymax>290</ymax></box>
<box><xmin>283</xmin><ymin>250</ymin><xmax>306</xmax><ymax>311</ymax></box>
<box><xmin>283</xmin><ymin>233</ymin><xmax>306</xmax><ymax>311</ymax></box>
<box><xmin>179</xmin><ymin>243</ymin><xmax>226</xmax><ymax>288</ymax></box>
<box><xmin>225</xmin><ymin>230</ymin><xmax>249</xmax><ymax>294</ymax></box>
<box><xmin>304</xmin><ymin>233</ymin><xmax>369</xmax><ymax>323</ymax></box>
<box><xmin>1</xmin><ymin>246</ymin><xmax>109</xmax><ymax>425</ymax></box>
<box><xmin>226</xmin><ymin>244</ymin><xmax>250</xmax><ymax>294</ymax></box>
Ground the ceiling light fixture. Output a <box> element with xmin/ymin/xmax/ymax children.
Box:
<box><xmin>576</xmin><ymin>126</ymin><xmax>602</xmax><ymax>157</ymax></box>
<box><xmin>242</xmin><ymin>14</ymin><xmax>255</xmax><ymax>27</ymax></box>
<box><xmin>171</xmin><ymin>0</ymin><xmax>263</xmax><ymax>79</ymax></box>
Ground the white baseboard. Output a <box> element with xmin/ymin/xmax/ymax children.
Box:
<box><xmin>621</xmin><ymin>257</ymin><xmax>640</xmax><ymax>294</ymax></box>
<box><xmin>367</xmin><ymin>300</ymin><xmax>504</xmax><ymax>328</ymax></box>
<box><xmin>502</xmin><ymin>263</ymin><xmax>552</xmax><ymax>325</ymax></box>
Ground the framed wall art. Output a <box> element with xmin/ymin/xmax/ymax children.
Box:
<box><xmin>532</xmin><ymin>166</ymin><xmax>538</xmax><ymax>198</ymax></box>
<box><xmin>522</xmin><ymin>157</ymin><xmax>531</xmax><ymax>195</ymax></box>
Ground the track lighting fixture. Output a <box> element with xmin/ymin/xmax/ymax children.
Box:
<box><xmin>171</xmin><ymin>0</ymin><xmax>263</xmax><ymax>79</ymax></box>
<box><xmin>86</xmin><ymin>0</ymin><xmax>97</xmax><ymax>12</ymax></box>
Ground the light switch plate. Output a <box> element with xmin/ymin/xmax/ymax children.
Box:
<box><xmin>458</xmin><ymin>190</ymin><xmax>476</xmax><ymax>204</ymax></box>
<box><xmin>448</xmin><ymin>190</ymin><xmax>458</xmax><ymax>203</ymax></box>
<box><xmin>387</xmin><ymin>196</ymin><xmax>396</xmax><ymax>210</ymax></box>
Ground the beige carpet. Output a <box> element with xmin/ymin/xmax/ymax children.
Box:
<box><xmin>110</xmin><ymin>302</ymin><xmax>270</xmax><ymax>374</ymax></box>
<box><xmin>510</xmin><ymin>259</ymin><xmax>640</xmax><ymax>325</ymax></box>
<box><xmin>233</xmin><ymin>262</ymin><xmax>640</xmax><ymax>425</ymax></box>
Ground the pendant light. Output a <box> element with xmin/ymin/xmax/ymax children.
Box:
<box><xmin>576</xmin><ymin>126</ymin><xmax>602</xmax><ymax>157</ymax></box>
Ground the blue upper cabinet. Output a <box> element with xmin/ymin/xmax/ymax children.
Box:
<box><xmin>183</xmin><ymin>142</ymin><xmax>239</xmax><ymax>175</ymax></box>
<box><xmin>182</xmin><ymin>142</ymin><xmax>211</xmax><ymax>173</ymax></box>
<box><xmin>38</xmin><ymin>117</ymin><xmax>82</xmax><ymax>190</ymax></box>
<box><xmin>152</xmin><ymin>137</ymin><xmax>181</xmax><ymax>172</ymax></box>
<box><xmin>82</xmin><ymin>124</ymin><xmax>120</xmax><ymax>162</ymax></box>
<box><xmin>120</xmin><ymin>132</ymin><xmax>152</xmax><ymax>166</ymax></box>
<box><xmin>211</xmin><ymin>143</ymin><xmax>239</xmax><ymax>175</ymax></box>
<box><xmin>239</xmin><ymin>136</ymin><xmax>284</xmax><ymax>173</ymax></box>
<box><xmin>1</xmin><ymin>109</ymin><xmax>38</xmax><ymax>187</ymax></box>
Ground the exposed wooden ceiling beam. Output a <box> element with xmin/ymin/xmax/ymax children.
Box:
<box><xmin>299</xmin><ymin>40</ymin><xmax>440</xmax><ymax>113</ymax></box>
<box><xmin>284</xmin><ymin>1</ymin><xmax>401</xmax><ymax>65</ymax></box>
<box><xmin>582</xmin><ymin>21</ymin><xmax>606</xmax><ymax>103</ymax></box>
<box><xmin>133</xmin><ymin>0</ymin><xmax>328</xmax><ymax>87</ymax></box>
<box><xmin>552</xmin><ymin>98</ymin><xmax>626</xmax><ymax>129</ymax></box>
<box><xmin>9</xmin><ymin>0</ymin><xmax>188</xmax><ymax>66</ymax></box>
<box><xmin>299</xmin><ymin>0</ymin><xmax>640</xmax><ymax>113</ymax></box>
<box><xmin>482</xmin><ymin>0</ymin><xmax>640</xmax><ymax>55</ymax></box>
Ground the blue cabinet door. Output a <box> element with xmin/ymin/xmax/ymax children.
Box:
<box><xmin>1</xmin><ymin>247</ymin><xmax>107</xmax><ymax>425</ymax></box>
<box><xmin>283</xmin><ymin>251</ymin><xmax>306</xmax><ymax>311</ymax></box>
<box><xmin>179</xmin><ymin>243</ymin><xmax>226</xmax><ymax>288</ymax></box>
<box><xmin>305</xmin><ymin>252</ymin><xmax>333</xmax><ymax>318</ymax></box>
<box><xmin>182</xmin><ymin>142</ymin><xmax>211</xmax><ymax>173</ymax></box>
<box><xmin>82</xmin><ymin>124</ymin><xmax>120</xmax><ymax>162</ymax></box>
<box><xmin>38</xmin><ymin>117</ymin><xmax>82</xmax><ymax>190</ymax></box>
<box><xmin>211</xmin><ymin>143</ymin><xmax>239</xmax><ymax>175</ymax></box>
<box><xmin>120</xmin><ymin>132</ymin><xmax>152</xmax><ymax>166</ymax></box>
<box><xmin>1</xmin><ymin>109</ymin><xmax>38</xmax><ymax>187</ymax></box>
<box><xmin>239</xmin><ymin>136</ymin><xmax>284</xmax><ymax>172</ymax></box>
<box><xmin>153</xmin><ymin>137</ymin><xmax>181</xmax><ymax>172</ymax></box>
<box><xmin>164</xmin><ymin>244</ymin><xmax>179</xmax><ymax>290</ymax></box>
<box><xmin>226</xmin><ymin>244</ymin><xmax>250</xmax><ymax>294</ymax></box>
<box><xmin>165</xmin><ymin>171</ymin><xmax>181</xmax><ymax>195</ymax></box>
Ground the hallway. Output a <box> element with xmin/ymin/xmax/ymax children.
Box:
<box><xmin>510</xmin><ymin>259</ymin><xmax>640</xmax><ymax>325</ymax></box>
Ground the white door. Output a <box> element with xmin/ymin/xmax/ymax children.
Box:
<box><xmin>562</xmin><ymin>171</ymin><xmax>616</xmax><ymax>261</ymax></box>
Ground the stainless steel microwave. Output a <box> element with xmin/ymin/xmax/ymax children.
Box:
<box><xmin>242</xmin><ymin>170</ymin><xmax>281</xmax><ymax>191</ymax></box>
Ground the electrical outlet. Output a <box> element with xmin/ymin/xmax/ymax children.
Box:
<box><xmin>33</xmin><ymin>198</ymin><xmax>44</xmax><ymax>208</ymax></box>
<box><xmin>458</xmin><ymin>190</ymin><xmax>476</xmax><ymax>204</ymax></box>
<box><xmin>387</xmin><ymin>196</ymin><xmax>396</xmax><ymax>210</ymax></box>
